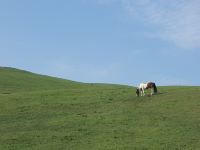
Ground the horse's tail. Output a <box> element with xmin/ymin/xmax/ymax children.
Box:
<box><xmin>153</xmin><ymin>83</ymin><xmax>157</xmax><ymax>93</ymax></box>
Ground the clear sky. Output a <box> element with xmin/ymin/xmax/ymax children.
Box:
<box><xmin>1</xmin><ymin>0</ymin><xmax>200</xmax><ymax>86</ymax></box>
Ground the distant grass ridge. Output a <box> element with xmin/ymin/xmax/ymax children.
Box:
<box><xmin>0</xmin><ymin>67</ymin><xmax>83</xmax><ymax>93</ymax></box>
<box><xmin>0</xmin><ymin>67</ymin><xmax>200</xmax><ymax>150</ymax></box>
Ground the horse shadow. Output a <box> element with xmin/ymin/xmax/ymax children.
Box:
<box><xmin>156</xmin><ymin>92</ymin><xmax>167</xmax><ymax>95</ymax></box>
<box><xmin>140</xmin><ymin>92</ymin><xmax>167</xmax><ymax>97</ymax></box>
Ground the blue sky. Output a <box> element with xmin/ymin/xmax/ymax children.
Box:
<box><xmin>1</xmin><ymin>0</ymin><xmax>200</xmax><ymax>86</ymax></box>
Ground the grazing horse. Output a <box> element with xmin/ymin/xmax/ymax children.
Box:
<box><xmin>136</xmin><ymin>82</ymin><xmax>157</xmax><ymax>96</ymax></box>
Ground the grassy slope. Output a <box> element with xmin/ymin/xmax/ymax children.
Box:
<box><xmin>0</xmin><ymin>67</ymin><xmax>200</xmax><ymax>150</ymax></box>
<box><xmin>0</xmin><ymin>67</ymin><xmax>86</xmax><ymax>93</ymax></box>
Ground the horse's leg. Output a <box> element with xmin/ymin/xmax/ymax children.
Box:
<box><xmin>140</xmin><ymin>90</ymin><xmax>142</xmax><ymax>96</ymax></box>
<box><xmin>142</xmin><ymin>88</ymin><xmax>145</xmax><ymax>96</ymax></box>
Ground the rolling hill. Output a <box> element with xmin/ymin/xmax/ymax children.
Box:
<box><xmin>0</xmin><ymin>67</ymin><xmax>199</xmax><ymax>150</ymax></box>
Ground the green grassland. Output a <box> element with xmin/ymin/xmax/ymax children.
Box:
<box><xmin>0</xmin><ymin>67</ymin><xmax>200</xmax><ymax>150</ymax></box>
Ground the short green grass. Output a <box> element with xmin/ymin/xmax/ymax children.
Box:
<box><xmin>0</xmin><ymin>67</ymin><xmax>200</xmax><ymax>150</ymax></box>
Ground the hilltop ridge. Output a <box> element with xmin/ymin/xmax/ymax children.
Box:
<box><xmin>0</xmin><ymin>67</ymin><xmax>82</xmax><ymax>93</ymax></box>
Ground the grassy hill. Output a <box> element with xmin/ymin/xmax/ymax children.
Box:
<box><xmin>0</xmin><ymin>67</ymin><xmax>200</xmax><ymax>150</ymax></box>
<box><xmin>0</xmin><ymin>67</ymin><xmax>84</xmax><ymax>93</ymax></box>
